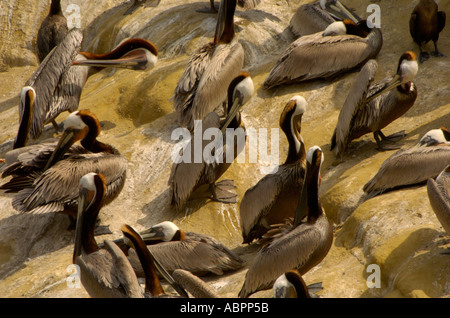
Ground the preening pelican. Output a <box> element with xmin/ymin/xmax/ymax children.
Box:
<box><xmin>120</xmin><ymin>221</ymin><xmax>244</xmax><ymax>277</ymax></box>
<box><xmin>273</xmin><ymin>270</ymin><xmax>323</xmax><ymax>298</ymax></box>
<box><xmin>73</xmin><ymin>173</ymin><xmax>144</xmax><ymax>298</ymax></box>
<box><xmin>410</xmin><ymin>0</ymin><xmax>446</xmax><ymax>63</ymax></box>
<box><xmin>238</xmin><ymin>146</ymin><xmax>333</xmax><ymax>298</ymax></box>
<box><xmin>16</xmin><ymin>28</ymin><xmax>157</xmax><ymax>147</ymax></box>
<box><xmin>1</xmin><ymin>110</ymin><xmax>127</xmax><ymax>219</ymax></box>
<box><xmin>331</xmin><ymin>52</ymin><xmax>419</xmax><ymax>158</ymax></box>
<box><xmin>169</xmin><ymin>72</ymin><xmax>254</xmax><ymax>210</ymax></box>
<box><xmin>427</xmin><ymin>165</ymin><xmax>450</xmax><ymax>244</ymax></box>
<box><xmin>290</xmin><ymin>0</ymin><xmax>361</xmax><ymax>37</ymax></box>
<box><xmin>363</xmin><ymin>127</ymin><xmax>450</xmax><ymax>198</ymax></box>
<box><xmin>174</xmin><ymin>0</ymin><xmax>245</xmax><ymax>131</ymax></box>
<box><xmin>36</xmin><ymin>0</ymin><xmax>68</xmax><ymax>63</ymax></box>
<box><xmin>239</xmin><ymin>96</ymin><xmax>307</xmax><ymax>244</ymax></box>
<box><xmin>263</xmin><ymin>19</ymin><xmax>382</xmax><ymax>89</ymax></box>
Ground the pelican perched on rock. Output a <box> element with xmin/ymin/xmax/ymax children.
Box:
<box><xmin>410</xmin><ymin>0</ymin><xmax>446</xmax><ymax>63</ymax></box>
<box><xmin>1</xmin><ymin>110</ymin><xmax>127</xmax><ymax>220</ymax></box>
<box><xmin>331</xmin><ymin>52</ymin><xmax>419</xmax><ymax>158</ymax></box>
<box><xmin>169</xmin><ymin>72</ymin><xmax>253</xmax><ymax>210</ymax></box>
<box><xmin>238</xmin><ymin>146</ymin><xmax>333</xmax><ymax>298</ymax></box>
<box><xmin>273</xmin><ymin>270</ymin><xmax>323</xmax><ymax>298</ymax></box>
<box><xmin>363</xmin><ymin>127</ymin><xmax>450</xmax><ymax>198</ymax></box>
<box><xmin>240</xmin><ymin>96</ymin><xmax>307</xmax><ymax>244</ymax></box>
<box><xmin>37</xmin><ymin>0</ymin><xmax>68</xmax><ymax>63</ymax></box>
<box><xmin>117</xmin><ymin>221</ymin><xmax>244</xmax><ymax>277</ymax></box>
<box><xmin>174</xmin><ymin>0</ymin><xmax>244</xmax><ymax>131</ymax></box>
<box><xmin>263</xmin><ymin>18</ymin><xmax>382</xmax><ymax>89</ymax></box>
<box><xmin>427</xmin><ymin>165</ymin><xmax>450</xmax><ymax>252</ymax></box>
<box><xmin>15</xmin><ymin>28</ymin><xmax>157</xmax><ymax>148</ymax></box>
<box><xmin>290</xmin><ymin>0</ymin><xmax>361</xmax><ymax>37</ymax></box>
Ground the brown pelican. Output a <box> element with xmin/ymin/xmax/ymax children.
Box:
<box><xmin>427</xmin><ymin>165</ymin><xmax>450</xmax><ymax>253</ymax></box>
<box><xmin>238</xmin><ymin>146</ymin><xmax>333</xmax><ymax>298</ymax></box>
<box><xmin>290</xmin><ymin>0</ymin><xmax>361</xmax><ymax>37</ymax></box>
<box><xmin>364</xmin><ymin>127</ymin><xmax>450</xmax><ymax>198</ymax></box>
<box><xmin>174</xmin><ymin>0</ymin><xmax>245</xmax><ymax>131</ymax></box>
<box><xmin>73</xmin><ymin>173</ymin><xmax>144</xmax><ymax>298</ymax></box>
<box><xmin>169</xmin><ymin>72</ymin><xmax>254</xmax><ymax>210</ymax></box>
<box><xmin>36</xmin><ymin>0</ymin><xmax>68</xmax><ymax>63</ymax></box>
<box><xmin>239</xmin><ymin>96</ymin><xmax>307</xmax><ymax>244</ymax></box>
<box><xmin>263</xmin><ymin>19</ymin><xmax>382</xmax><ymax>89</ymax></box>
<box><xmin>120</xmin><ymin>221</ymin><xmax>244</xmax><ymax>277</ymax></box>
<box><xmin>331</xmin><ymin>52</ymin><xmax>419</xmax><ymax>158</ymax></box>
<box><xmin>16</xmin><ymin>28</ymin><xmax>158</xmax><ymax>147</ymax></box>
<box><xmin>198</xmin><ymin>0</ymin><xmax>261</xmax><ymax>13</ymax></box>
<box><xmin>172</xmin><ymin>269</ymin><xmax>220</xmax><ymax>298</ymax></box>
<box><xmin>1</xmin><ymin>110</ymin><xmax>127</xmax><ymax>221</ymax></box>
<box><xmin>410</xmin><ymin>0</ymin><xmax>446</xmax><ymax>63</ymax></box>
<box><xmin>273</xmin><ymin>270</ymin><xmax>323</xmax><ymax>298</ymax></box>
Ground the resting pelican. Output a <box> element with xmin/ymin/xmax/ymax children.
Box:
<box><xmin>1</xmin><ymin>110</ymin><xmax>127</xmax><ymax>220</ymax></box>
<box><xmin>364</xmin><ymin>127</ymin><xmax>450</xmax><ymax>198</ymax></box>
<box><xmin>238</xmin><ymin>146</ymin><xmax>333</xmax><ymax>298</ymax></box>
<box><xmin>73</xmin><ymin>173</ymin><xmax>144</xmax><ymax>298</ymax></box>
<box><xmin>427</xmin><ymin>165</ymin><xmax>450</xmax><ymax>253</ymax></box>
<box><xmin>240</xmin><ymin>96</ymin><xmax>307</xmax><ymax>244</ymax></box>
<box><xmin>198</xmin><ymin>0</ymin><xmax>261</xmax><ymax>13</ymax></box>
<box><xmin>36</xmin><ymin>0</ymin><xmax>68</xmax><ymax>63</ymax></box>
<box><xmin>263</xmin><ymin>19</ymin><xmax>382</xmax><ymax>89</ymax></box>
<box><xmin>273</xmin><ymin>270</ymin><xmax>323</xmax><ymax>298</ymax></box>
<box><xmin>331</xmin><ymin>52</ymin><xmax>419</xmax><ymax>158</ymax></box>
<box><xmin>15</xmin><ymin>28</ymin><xmax>158</xmax><ymax>147</ymax></box>
<box><xmin>290</xmin><ymin>0</ymin><xmax>361</xmax><ymax>37</ymax></box>
<box><xmin>174</xmin><ymin>0</ymin><xmax>245</xmax><ymax>131</ymax></box>
<box><xmin>118</xmin><ymin>221</ymin><xmax>244</xmax><ymax>277</ymax></box>
<box><xmin>170</xmin><ymin>72</ymin><xmax>254</xmax><ymax>210</ymax></box>
<box><xmin>410</xmin><ymin>0</ymin><xmax>446</xmax><ymax>63</ymax></box>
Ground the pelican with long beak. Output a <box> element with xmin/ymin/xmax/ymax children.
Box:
<box><xmin>174</xmin><ymin>0</ymin><xmax>244</xmax><ymax>132</ymax></box>
<box><xmin>169</xmin><ymin>72</ymin><xmax>254</xmax><ymax>211</ymax></box>
<box><xmin>1</xmin><ymin>110</ymin><xmax>127</xmax><ymax>221</ymax></box>
<box><xmin>239</xmin><ymin>96</ymin><xmax>307</xmax><ymax>244</ymax></box>
<box><xmin>363</xmin><ymin>127</ymin><xmax>450</xmax><ymax>199</ymax></box>
<box><xmin>238</xmin><ymin>146</ymin><xmax>333</xmax><ymax>298</ymax></box>
<box><xmin>15</xmin><ymin>28</ymin><xmax>157</xmax><ymax>148</ymax></box>
<box><xmin>290</xmin><ymin>0</ymin><xmax>361</xmax><ymax>37</ymax></box>
<box><xmin>331</xmin><ymin>51</ymin><xmax>419</xmax><ymax>158</ymax></box>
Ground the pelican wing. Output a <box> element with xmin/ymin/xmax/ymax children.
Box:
<box><xmin>10</xmin><ymin>153</ymin><xmax>127</xmax><ymax>214</ymax></box>
<box><xmin>23</xmin><ymin>28</ymin><xmax>83</xmax><ymax>139</ymax></box>
<box><xmin>172</xmin><ymin>269</ymin><xmax>220</xmax><ymax>298</ymax></box>
<box><xmin>239</xmin><ymin>222</ymin><xmax>321</xmax><ymax>298</ymax></box>
<box><xmin>331</xmin><ymin>59</ymin><xmax>378</xmax><ymax>157</ymax></box>
<box><xmin>263</xmin><ymin>29</ymin><xmax>382</xmax><ymax>89</ymax></box>
<box><xmin>363</xmin><ymin>145</ymin><xmax>450</xmax><ymax>197</ymax></box>
<box><xmin>427</xmin><ymin>178</ymin><xmax>450</xmax><ymax>234</ymax></box>
<box><xmin>290</xmin><ymin>3</ymin><xmax>335</xmax><ymax>37</ymax></box>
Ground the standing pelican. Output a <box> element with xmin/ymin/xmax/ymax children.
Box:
<box><xmin>73</xmin><ymin>173</ymin><xmax>144</xmax><ymax>298</ymax></box>
<box><xmin>331</xmin><ymin>52</ymin><xmax>419</xmax><ymax>158</ymax></box>
<box><xmin>410</xmin><ymin>0</ymin><xmax>446</xmax><ymax>63</ymax></box>
<box><xmin>427</xmin><ymin>165</ymin><xmax>450</xmax><ymax>252</ymax></box>
<box><xmin>290</xmin><ymin>0</ymin><xmax>361</xmax><ymax>37</ymax></box>
<box><xmin>273</xmin><ymin>270</ymin><xmax>323</xmax><ymax>298</ymax></box>
<box><xmin>363</xmin><ymin>128</ymin><xmax>450</xmax><ymax>198</ymax></box>
<box><xmin>263</xmin><ymin>19</ymin><xmax>382</xmax><ymax>89</ymax></box>
<box><xmin>1</xmin><ymin>110</ymin><xmax>127</xmax><ymax>220</ymax></box>
<box><xmin>239</xmin><ymin>96</ymin><xmax>307</xmax><ymax>244</ymax></box>
<box><xmin>16</xmin><ymin>28</ymin><xmax>158</xmax><ymax>148</ymax></box>
<box><xmin>36</xmin><ymin>0</ymin><xmax>68</xmax><ymax>63</ymax></box>
<box><xmin>120</xmin><ymin>221</ymin><xmax>244</xmax><ymax>277</ymax></box>
<box><xmin>238</xmin><ymin>146</ymin><xmax>333</xmax><ymax>298</ymax></box>
<box><xmin>174</xmin><ymin>0</ymin><xmax>245</xmax><ymax>131</ymax></box>
<box><xmin>169</xmin><ymin>72</ymin><xmax>254</xmax><ymax>210</ymax></box>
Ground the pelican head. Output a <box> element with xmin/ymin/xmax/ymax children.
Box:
<box><xmin>322</xmin><ymin>21</ymin><xmax>347</xmax><ymax>36</ymax></box>
<box><xmin>273</xmin><ymin>271</ymin><xmax>310</xmax><ymax>298</ymax></box>
<box><xmin>418</xmin><ymin>127</ymin><xmax>450</xmax><ymax>147</ymax></box>
<box><xmin>140</xmin><ymin>221</ymin><xmax>181</xmax><ymax>242</ymax></box>
<box><xmin>280</xmin><ymin>95</ymin><xmax>307</xmax><ymax>157</ymax></box>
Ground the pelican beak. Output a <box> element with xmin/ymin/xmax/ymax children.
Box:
<box><xmin>44</xmin><ymin>127</ymin><xmax>86</xmax><ymax>171</ymax></box>
<box><xmin>73</xmin><ymin>49</ymin><xmax>157</xmax><ymax>71</ymax></box>
<box><xmin>365</xmin><ymin>74</ymin><xmax>403</xmax><ymax>104</ymax></box>
<box><xmin>73</xmin><ymin>187</ymin><xmax>92</xmax><ymax>263</ymax></box>
<box><xmin>140</xmin><ymin>226</ymin><xmax>166</xmax><ymax>242</ymax></box>
<box><xmin>221</xmin><ymin>95</ymin><xmax>242</xmax><ymax>133</ymax></box>
<box><xmin>327</xmin><ymin>0</ymin><xmax>361</xmax><ymax>23</ymax></box>
<box><xmin>293</xmin><ymin>164</ymin><xmax>309</xmax><ymax>225</ymax></box>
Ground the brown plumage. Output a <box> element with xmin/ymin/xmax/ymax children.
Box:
<box><xmin>263</xmin><ymin>19</ymin><xmax>382</xmax><ymax>89</ymax></box>
<box><xmin>427</xmin><ymin>165</ymin><xmax>450</xmax><ymax>236</ymax></box>
<box><xmin>273</xmin><ymin>270</ymin><xmax>323</xmax><ymax>298</ymax></box>
<box><xmin>238</xmin><ymin>146</ymin><xmax>333</xmax><ymax>298</ymax></box>
<box><xmin>1</xmin><ymin>110</ymin><xmax>127</xmax><ymax>217</ymax></box>
<box><xmin>172</xmin><ymin>269</ymin><xmax>220</xmax><ymax>298</ymax></box>
<box><xmin>409</xmin><ymin>0</ymin><xmax>446</xmax><ymax>63</ymax></box>
<box><xmin>239</xmin><ymin>96</ymin><xmax>307</xmax><ymax>244</ymax></box>
<box><xmin>331</xmin><ymin>52</ymin><xmax>419</xmax><ymax>158</ymax></box>
<box><xmin>364</xmin><ymin>127</ymin><xmax>450</xmax><ymax>198</ymax></box>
